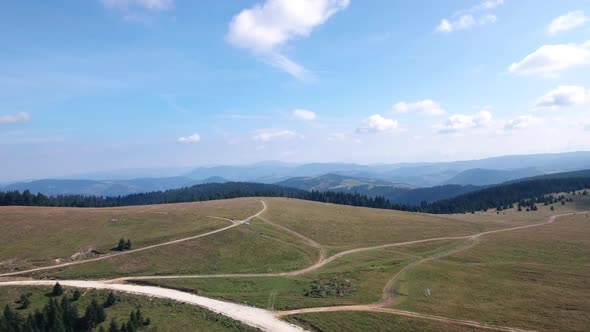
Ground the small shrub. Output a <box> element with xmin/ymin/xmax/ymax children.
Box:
<box><xmin>303</xmin><ymin>278</ymin><xmax>356</xmax><ymax>298</ymax></box>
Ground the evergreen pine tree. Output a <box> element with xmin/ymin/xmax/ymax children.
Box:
<box><xmin>104</xmin><ymin>292</ymin><xmax>117</xmax><ymax>308</ymax></box>
<box><xmin>117</xmin><ymin>238</ymin><xmax>126</xmax><ymax>251</ymax></box>
<box><xmin>51</xmin><ymin>282</ymin><xmax>64</xmax><ymax>296</ymax></box>
<box><xmin>109</xmin><ymin>319</ymin><xmax>120</xmax><ymax>332</ymax></box>
<box><xmin>72</xmin><ymin>289</ymin><xmax>81</xmax><ymax>301</ymax></box>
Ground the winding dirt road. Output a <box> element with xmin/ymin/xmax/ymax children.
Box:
<box><xmin>0</xmin><ymin>201</ymin><xmax>267</xmax><ymax>278</ymax></box>
<box><xmin>0</xmin><ymin>280</ymin><xmax>305</xmax><ymax>332</ymax></box>
<box><xmin>275</xmin><ymin>305</ymin><xmax>534</xmax><ymax>332</ymax></box>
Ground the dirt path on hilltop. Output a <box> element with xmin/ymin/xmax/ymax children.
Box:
<box><xmin>276</xmin><ymin>305</ymin><xmax>535</xmax><ymax>332</ymax></box>
<box><xmin>0</xmin><ymin>201</ymin><xmax>267</xmax><ymax>278</ymax></box>
<box><xmin>117</xmin><ymin>211</ymin><xmax>577</xmax><ymax>283</ymax></box>
<box><xmin>258</xmin><ymin>215</ymin><xmax>327</xmax><ymax>264</ymax></box>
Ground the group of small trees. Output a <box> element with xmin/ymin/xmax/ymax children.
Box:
<box><xmin>0</xmin><ymin>283</ymin><xmax>151</xmax><ymax>332</ymax></box>
<box><xmin>115</xmin><ymin>239</ymin><xmax>132</xmax><ymax>251</ymax></box>
<box><xmin>106</xmin><ymin>308</ymin><xmax>150</xmax><ymax>332</ymax></box>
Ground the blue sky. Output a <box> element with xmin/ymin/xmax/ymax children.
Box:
<box><xmin>1</xmin><ymin>0</ymin><xmax>590</xmax><ymax>180</ymax></box>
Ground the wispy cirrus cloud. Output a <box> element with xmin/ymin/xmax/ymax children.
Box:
<box><xmin>436</xmin><ymin>109</ymin><xmax>493</xmax><ymax>134</ymax></box>
<box><xmin>292</xmin><ymin>109</ymin><xmax>317</xmax><ymax>121</ymax></box>
<box><xmin>548</xmin><ymin>10</ymin><xmax>588</xmax><ymax>35</ymax></box>
<box><xmin>0</xmin><ymin>112</ymin><xmax>31</xmax><ymax>125</ymax></box>
<box><xmin>504</xmin><ymin>115</ymin><xmax>538</xmax><ymax>131</ymax></box>
<box><xmin>100</xmin><ymin>0</ymin><xmax>173</xmax><ymax>11</ymax></box>
<box><xmin>177</xmin><ymin>133</ymin><xmax>201</xmax><ymax>143</ymax></box>
<box><xmin>436</xmin><ymin>0</ymin><xmax>503</xmax><ymax>33</ymax></box>
<box><xmin>392</xmin><ymin>99</ymin><xmax>446</xmax><ymax>116</ymax></box>
<box><xmin>534</xmin><ymin>85</ymin><xmax>588</xmax><ymax>110</ymax></box>
<box><xmin>509</xmin><ymin>41</ymin><xmax>590</xmax><ymax>77</ymax></box>
<box><xmin>226</xmin><ymin>0</ymin><xmax>349</xmax><ymax>80</ymax></box>
<box><xmin>252</xmin><ymin>129</ymin><xmax>302</xmax><ymax>142</ymax></box>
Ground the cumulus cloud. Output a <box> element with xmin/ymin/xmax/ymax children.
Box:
<box><xmin>226</xmin><ymin>0</ymin><xmax>349</xmax><ymax>80</ymax></box>
<box><xmin>252</xmin><ymin>129</ymin><xmax>301</xmax><ymax>142</ymax></box>
<box><xmin>437</xmin><ymin>109</ymin><xmax>492</xmax><ymax>134</ymax></box>
<box><xmin>509</xmin><ymin>41</ymin><xmax>590</xmax><ymax>76</ymax></box>
<box><xmin>504</xmin><ymin>115</ymin><xmax>537</xmax><ymax>131</ymax></box>
<box><xmin>0</xmin><ymin>112</ymin><xmax>31</xmax><ymax>125</ymax></box>
<box><xmin>392</xmin><ymin>99</ymin><xmax>446</xmax><ymax>116</ymax></box>
<box><xmin>436</xmin><ymin>0</ymin><xmax>502</xmax><ymax>33</ymax></box>
<box><xmin>177</xmin><ymin>133</ymin><xmax>201</xmax><ymax>143</ymax></box>
<box><xmin>535</xmin><ymin>85</ymin><xmax>588</xmax><ymax>109</ymax></box>
<box><xmin>357</xmin><ymin>114</ymin><xmax>399</xmax><ymax>133</ymax></box>
<box><xmin>100</xmin><ymin>0</ymin><xmax>173</xmax><ymax>11</ymax></box>
<box><xmin>548</xmin><ymin>10</ymin><xmax>588</xmax><ymax>35</ymax></box>
<box><xmin>293</xmin><ymin>109</ymin><xmax>317</xmax><ymax>120</ymax></box>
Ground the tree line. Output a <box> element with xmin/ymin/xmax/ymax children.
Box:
<box><xmin>0</xmin><ymin>182</ymin><xmax>416</xmax><ymax>210</ymax></box>
<box><xmin>1</xmin><ymin>177</ymin><xmax>590</xmax><ymax>214</ymax></box>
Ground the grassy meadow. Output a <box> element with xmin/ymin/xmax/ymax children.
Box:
<box><xmin>0</xmin><ymin>198</ymin><xmax>261</xmax><ymax>272</ymax></box>
<box><xmin>133</xmin><ymin>240</ymin><xmax>465</xmax><ymax>310</ymax></box>
<box><xmin>39</xmin><ymin>219</ymin><xmax>317</xmax><ymax>279</ymax></box>
<box><xmin>394</xmin><ymin>213</ymin><xmax>590</xmax><ymax>331</ymax></box>
<box><xmin>284</xmin><ymin>312</ymin><xmax>481</xmax><ymax>332</ymax></box>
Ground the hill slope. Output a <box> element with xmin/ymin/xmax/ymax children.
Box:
<box><xmin>443</xmin><ymin>168</ymin><xmax>542</xmax><ymax>186</ymax></box>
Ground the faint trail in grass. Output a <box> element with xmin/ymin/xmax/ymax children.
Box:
<box><xmin>276</xmin><ymin>305</ymin><xmax>536</xmax><ymax>332</ymax></box>
<box><xmin>257</xmin><ymin>215</ymin><xmax>327</xmax><ymax>264</ymax></box>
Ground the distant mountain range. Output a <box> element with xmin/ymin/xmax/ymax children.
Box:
<box><xmin>443</xmin><ymin>167</ymin><xmax>543</xmax><ymax>186</ymax></box>
<box><xmin>184</xmin><ymin>151</ymin><xmax>590</xmax><ymax>186</ymax></box>
<box><xmin>276</xmin><ymin>174</ymin><xmax>413</xmax><ymax>191</ymax></box>
<box><xmin>3</xmin><ymin>151</ymin><xmax>590</xmax><ymax>198</ymax></box>
<box><xmin>276</xmin><ymin>174</ymin><xmax>479</xmax><ymax>205</ymax></box>
<box><xmin>1</xmin><ymin>176</ymin><xmax>229</xmax><ymax>197</ymax></box>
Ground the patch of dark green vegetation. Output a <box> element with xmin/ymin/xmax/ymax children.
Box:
<box><xmin>303</xmin><ymin>278</ymin><xmax>356</xmax><ymax>298</ymax></box>
<box><xmin>0</xmin><ymin>283</ymin><xmax>150</xmax><ymax>332</ymax></box>
<box><xmin>114</xmin><ymin>239</ymin><xmax>132</xmax><ymax>251</ymax></box>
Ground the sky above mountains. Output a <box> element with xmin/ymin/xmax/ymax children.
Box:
<box><xmin>1</xmin><ymin>0</ymin><xmax>590</xmax><ymax>180</ymax></box>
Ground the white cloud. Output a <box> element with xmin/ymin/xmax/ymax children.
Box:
<box><xmin>461</xmin><ymin>0</ymin><xmax>504</xmax><ymax>13</ymax></box>
<box><xmin>252</xmin><ymin>129</ymin><xmax>301</xmax><ymax>142</ymax></box>
<box><xmin>548</xmin><ymin>10</ymin><xmax>589</xmax><ymax>35</ymax></box>
<box><xmin>509</xmin><ymin>41</ymin><xmax>590</xmax><ymax>76</ymax></box>
<box><xmin>0</xmin><ymin>112</ymin><xmax>31</xmax><ymax>125</ymax></box>
<box><xmin>226</xmin><ymin>0</ymin><xmax>349</xmax><ymax>80</ymax></box>
<box><xmin>100</xmin><ymin>0</ymin><xmax>173</xmax><ymax>11</ymax></box>
<box><xmin>437</xmin><ymin>109</ymin><xmax>492</xmax><ymax>134</ymax></box>
<box><xmin>504</xmin><ymin>115</ymin><xmax>537</xmax><ymax>131</ymax></box>
<box><xmin>436</xmin><ymin>0</ymin><xmax>502</xmax><ymax>33</ymax></box>
<box><xmin>392</xmin><ymin>99</ymin><xmax>446</xmax><ymax>116</ymax></box>
<box><xmin>437</xmin><ymin>14</ymin><xmax>497</xmax><ymax>33</ymax></box>
<box><xmin>293</xmin><ymin>109</ymin><xmax>317</xmax><ymax>120</ymax></box>
<box><xmin>177</xmin><ymin>133</ymin><xmax>201</xmax><ymax>143</ymax></box>
<box><xmin>357</xmin><ymin>114</ymin><xmax>399</xmax><ymax>133</ymax></box>
<box><xmin>535</xmin><ymin>85</ymin><xmax>588</xmax><ymax>109</ymax></box>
